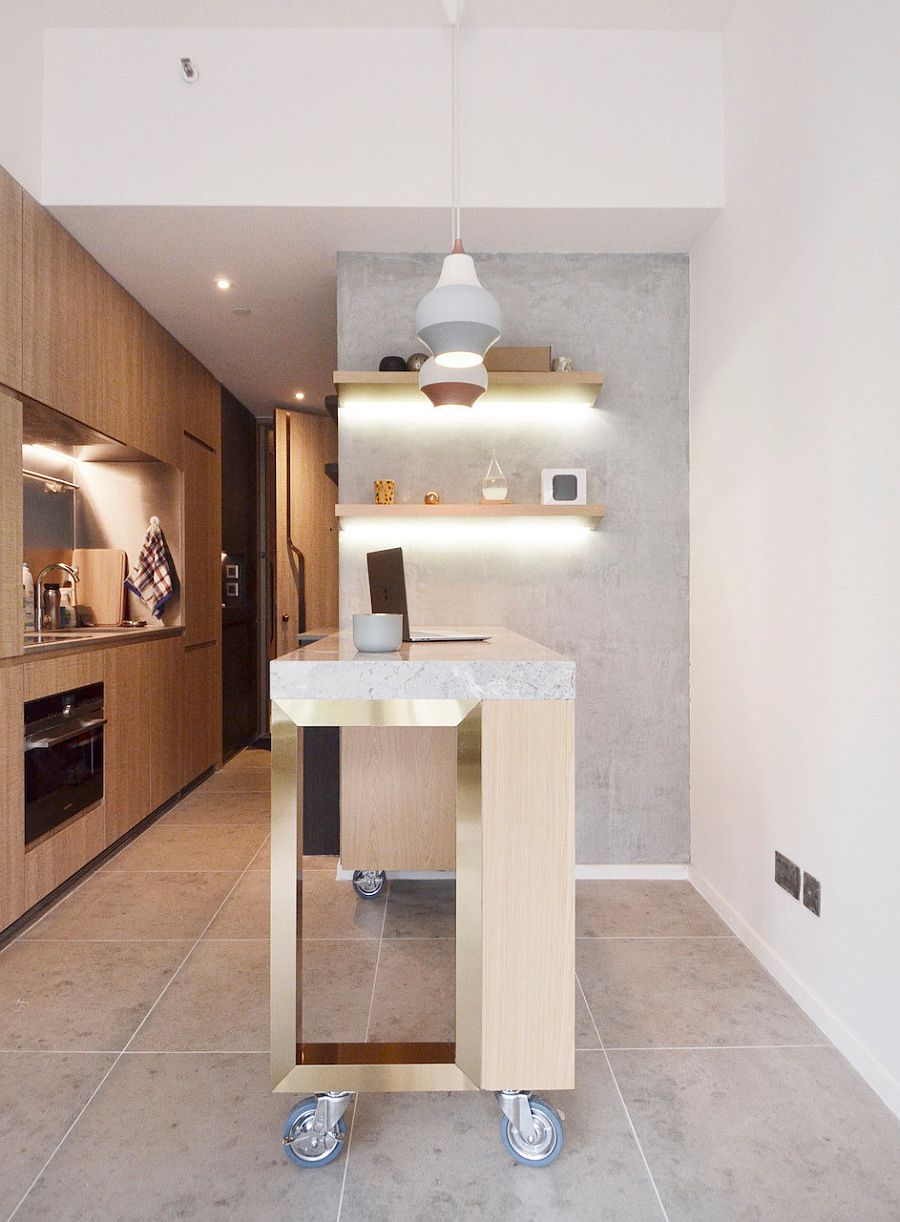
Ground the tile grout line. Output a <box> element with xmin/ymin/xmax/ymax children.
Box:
<box><xmin>576</xmin><ymin>972</ymin><xmax>671</xmax><ymax>1222</ymax></box>
<box><xmin>6</xmin><ymin>848</ymin><xmax>262</xmax><ymax>1222</ymax></box>
<box><xmin>576</xmin><ymin>934</ymin><xmax>737</xmax><ymax>940</ymax></box>
<box><xmin>336</xmin><ymin>881</ymin><xmax>392</xmax><ymax>1222</ymax></box>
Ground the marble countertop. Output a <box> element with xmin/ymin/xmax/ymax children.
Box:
<box><xmin>270</xmin><ymin>627</ymin><xmax>574</xmax><ymax>701</ymax></box>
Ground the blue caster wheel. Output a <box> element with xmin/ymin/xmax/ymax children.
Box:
<box><xmin>500</xmin><ymin>1097</ymin><xmax>564</xmax><ymax>1167</ymax></box>
<box><xmin>283</xmin><ymin>1097</ymin><xmax>347</xmax><ymax>1167</ymax></box>
<box><xmin>352</xmin><ymin>869</ymin><xmax>386</xmax><ymax>899</ymax></box>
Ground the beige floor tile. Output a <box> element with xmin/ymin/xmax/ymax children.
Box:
<box><xmin>130</xmin><ymin>940</ymin><xmax>269</xmax><ymax>1052</ymax></box>
<box><xmin>24</xmin><ymin>871</ymin><xmax>240</xmax><ymax>941</ymax></box>
<box><xmin>13</xmin><ymin>1053</ymin><xmax>346</xmax><ymax>1222</ymax></box>
<box><xmin>0</xmin><ymin>940</ymin><xmax>190</xmax><ymax>1051</ymax></box>
<box><xmin>300</xmin><ymin>940</ymin><xmax>378</xmax><ymax>1043</ymax></box>
<box><xmin>193</xmin><ymin>766</ymin><xmax>270</xmax><ymax>794</ymax></box>
<box><xmin>162</xmin><ymin>790</ymin><xmax>270</xmax><ymax>828</ymax></box>
<box><xmin>611</xmin><ymin>1046</ymin><xmax>900</xmax><ymax>1222</ymax></box>
<box><xmin>368</xmin><ymin>940</ymin><xmax>455</xmax><ymax>1043</ymax></box>
<box><xmin>301</xmin><ymin>871</ymin><xmax>386</xmax><ymax>941</ymax></box>
<box><xmin>105</xmin><ymin>823</ymin><xmax>268</xmax><ymax>872</ymax></box>
<box><xmin>577</xmin><ymin>938</ymin><xmax>827</xmax><ymax>1049</ymax></box>
<box><xmin>224</xmin><ymin>747</ymin><xmax>271</xmax><ymax>769</ymax></box>
<box><xmin>303</xmin><ymin>855</ymin><xmax>339</xmax><ymax>872</ymax></box>
<box><xmin>246</xmin><ymin>836</ymin><xmax>270</xmax><ymax>871</ymax></box>
<box><xmin>342</xmin><ymin>1053</ymin><xmax>662</xmax><ymax>1221</ymax></box>
<box><xmin>205</xmin><ymin>870</ymin><xmax>270</xmax><ymax>939</ymax></box>
<box><xmin>576</xmin><ymin>880</ymin><xmax>730</xmax><ymax>938</ymax></box>
<box><xmin>382</xmin><ymin>879</ymin><xmax>455</xmax><ymax>939</ymax></box>
<box><xmin>0</xmin><ymin>1050</ymin><xmax>115</xmax><ymax>1218</ymax></box>
<box><xmin>576</xmin><ymin>979</ymin><xmax>601</xmax><ymax>1048</ymax></box>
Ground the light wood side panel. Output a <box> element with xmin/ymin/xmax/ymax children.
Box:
<box><xmin>182</xmin><ymin>433</ymin><xmax>221</xmax><ymax>647</ymax></box>
<box><xmin>478</xmin><ymin>699</ymin><xmax>575</xmax><ymax>1090</ymax></box>
<box><xmin>23</xmin><ymin>650</ymin><xmax>105</xmax><ymax>702</ymax></box>
<box><xmin>340</xmin><ymin>727</ymin><xmax>456</xmax><ymax>870</ymax></box>
<box><xmin>274</xmin><ymin>408</ymin><xmax>338</xmax><ymax>658</ymax></box>
<box><xmin>0</xmin><ymin>166</ymin><xmax>22</xmax><ymax>390</ymax></box>
<box><xmin>0</xmin><ymin>388</ymin><xmax>23</xmax><ymax>657</ymax></box>
<box><xmin>182</xmin><ymin>349</ymin><xmax>220</xmax><ymax>452</ymax></box>
<box><xmin>22</xmin><ymin>194</ymin><xmax>106</xmax><ymax>433</ymax></box>
<box><xmin>183</xmin><ymin>641</ymin><xmax>221</xmax><ymax>785</ymax></box>
<box><xmin>0</xmin><ymin>665</ymin><xmax>25</xmax><ymax>929</ymax></box>
<box><xmin>25</xmin><ymin>805</ymin><xmax>105</xmax><ymax>910</ymax></box>
<box><xmin>104</xmin><ymin>641</ymin><xmax>152</xmax><ymax>843</ymax></box>
<box><xmin>148</xmin><ymin>635</ymin><xmax>185</xmax><ymax>809</ymax></box>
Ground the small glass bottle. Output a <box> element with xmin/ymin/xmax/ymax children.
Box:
<box><xmin>481</xmin><ymin>454</ymin><xmax>508</xmax><ymax>502</ymax></box>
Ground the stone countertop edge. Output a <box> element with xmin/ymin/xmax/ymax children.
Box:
<box><xmin>269</xmin><ymin>656</ymin><xmax>576</xmax><ymax>702</ymax></box>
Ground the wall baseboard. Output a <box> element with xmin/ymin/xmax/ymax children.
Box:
<box><xmin>576</xmin><ymin>863</ymin><xmax>688</xmax><ymax>880</ymax></box>
<box><xmin>689</xmin><ymin>866</ymin><xmax>900</xmax><ymax>1121</ymax></box>
<box><xmin>335</xmin><ymin>863</ymin><xmax>689</xmax><ymax>882</ymax></box>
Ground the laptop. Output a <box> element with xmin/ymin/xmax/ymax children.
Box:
<box><xmin>366</xmin><ymin>548</ymin><xmax>490</xmax><ymax>644</ymax></box>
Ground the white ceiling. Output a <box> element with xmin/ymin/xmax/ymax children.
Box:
<box><xmin>39</xmin><ymin>0</ymin><xmax>736</xmax><ymax>30</ymax></box>
<box><xmin>51</xmin><ymin>204</ymin><xmax>717</xmax><ymax>416</ymax></box>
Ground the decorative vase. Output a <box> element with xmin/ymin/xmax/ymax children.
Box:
<box><xmin>481</xmin><ymin>455</ymin><xmax>508</xmax><ymax>502</ymax></box>
<box><xmin>374</xmin><ymin>479</ymin><xmax>395</xmax><ymax>504</ymax></box>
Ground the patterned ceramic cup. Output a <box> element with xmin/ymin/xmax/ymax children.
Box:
<box><xmin>374</xmin><ymin>479</ymin><xmax>395</xmax><ymax>504</ymax></box>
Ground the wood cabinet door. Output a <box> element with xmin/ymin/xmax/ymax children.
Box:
<box><xmin>147</xmin><ymin>635</ymin><xmax>185</xmax><ymax>810</ymax></box>
<box><xmin>100</xmin><ymin>275</ymin><xmax>142</xmax><ymax>449</ymax></box>
<box><xmin>0</xmin><ymin>166</ymin><xmax>22</xmax><ymax>391</ymax></box>
<box><xmin>104</xmin><ymin>642</ymin><xmax>152</xmax><ymax>843</ymax></box>
<box><xmin>182</xmin><ymin>349</ymin><xmax>220</xmax><ymax>452</ymax></box>
<box><xmin>183</xmin><ymin>641</ymin><xmax>221</xmax><ymax>785</ymax></box>
<box><xmin>182</xmin><ymin>433</ymin><xmax>221</xmax><ymax>648</ymax></box>
<box><xmin>140</xmin><ymin>312</ymin><xmax>183</xmax><ymax>467</ymax></box>
<box><xmin>0</xmin><ymin>665</ymin><xmax>25</xmax><ymax>930</ymax></box>
<box><xmin>22</xmin><ymin>195</ymin><xmax>107</xmax><ymax>433</ymax></box>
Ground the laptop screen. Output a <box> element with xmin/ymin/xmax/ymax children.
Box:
<box><xmin>366</xmin><ymin>547</ymin><xmax>411</xmax><ymax>642</ymax></box>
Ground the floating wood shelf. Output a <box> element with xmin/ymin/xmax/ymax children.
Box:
<box><xmin>336</xmin><ymin>503</ymin><xmax>605</xmax><ymax>522</ymax></box>
<box><xmin>334</xmin><ymin>371</ymin><xmax>604</xmax><ymax>407</ymax></box>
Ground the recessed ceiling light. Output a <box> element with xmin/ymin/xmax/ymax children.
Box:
<box><xmin>294</xmin><ymin>391</ymin><xmax>305</xmax><ymax>401</ymax></box>
<box><xmin>215</xmin><ymin>277</ymin><xmax>233</xmax><ymax>291</ymax></box>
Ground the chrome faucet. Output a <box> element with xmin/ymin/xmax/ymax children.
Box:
<box><xmin>35</xmin><ymin>562</ymin><xmax>80</xmax><ymax>631</ymax></box>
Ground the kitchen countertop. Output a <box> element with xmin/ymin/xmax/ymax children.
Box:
<box><xmin>21</xmin><ymin>624</ymin><xmax>184</xmax><ymax>656</ymax></box>
<box><xmin>270</xmin><ymin>627</ymin><xmax>574</xmax><ymax>702</ymax></box>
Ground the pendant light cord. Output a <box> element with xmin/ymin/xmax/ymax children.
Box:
<box><xmin>451</xmin><ymin>13</ymin><xmax>461</xmax><ymax>247</ymax></box>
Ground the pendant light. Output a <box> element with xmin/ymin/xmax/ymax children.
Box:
<box><xmin>418</xmin><ymin>356</ymin><xmax>487</xmax><ymax>408</ymax></box>
<box><xmin>416</xmin><ymin>6</ymin><xmax>501</xmax><ymax>374</ymax></box>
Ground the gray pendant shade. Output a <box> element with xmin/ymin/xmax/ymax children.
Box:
<box><xmin>415</xmin><ymin>249</ymin><xmax>502</xmax><ymax>368</ymax></box>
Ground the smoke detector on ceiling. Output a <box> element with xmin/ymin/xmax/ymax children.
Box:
<box><xmin>180</xmin><ymin>57</ymin><xmax>199</xmax><ymax>83</ymax></box>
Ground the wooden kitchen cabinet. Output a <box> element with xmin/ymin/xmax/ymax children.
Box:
<box><xmin>183</xmin><ymin>641</ymin><xmax>221</xmax><ymax>784</ymax></box>
<box><xmin>100</xmin><ymin>274</ymin><xmax>143</xmax><ymax>448</ymax></box>
<box><xmin>183</xmin><ymin>432</ymin><xmax>221</xmax><ymax>648</ymax></box>
<box><xmin>0</xmin><ymin>165</ymin><xmax>22</xmax><ymax>391</ymax></box>
<box><xmin>0</xmin><ymin>664</ymin><xmax>25</xmax><ymax>929</ymax></box>
<box><xmin>22</xmin><ymin>194</ymin><xmax>109</xmax><ymax>436</ymax></box>
<box><xmin>148</xmin><ymin>635</ymin><xmax>185</xmax><ymax>810</ymax></box>
<box><xmin>182</xmin><ymin>348</ymin><xmax>220</xmax><ymax>452</ymax></box>
<box><xmin>140</xmin><ymin>312</ymin><xmax>183</xmax><ymax>467</ymax></box>
<box><xmin>104</xmin><ymin>642</ymin><xmax>153</xmax><ymax>844</ymax></box>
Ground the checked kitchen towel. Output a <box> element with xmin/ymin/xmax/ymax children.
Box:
<box><xmin>126</xmin><ymin>516</ymin><xmax>175</xmax><ymax>619</ymax></box>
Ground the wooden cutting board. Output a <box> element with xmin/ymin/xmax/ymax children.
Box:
<box><xmin>72</xmin><ymin>548</ymin><xmax>127</xmax><ymax>626</ymax></box>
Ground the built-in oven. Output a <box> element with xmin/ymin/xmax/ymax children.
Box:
<box><xmin>24</xmin><ymin>683</ymin><xmax>105</xmax><ymax>846</ymax></box>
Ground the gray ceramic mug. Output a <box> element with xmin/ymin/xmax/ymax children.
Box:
<box><xmin>352</xmin><ymin>613</ymin><xmax>403</xmax><ymax>653</ymax></box>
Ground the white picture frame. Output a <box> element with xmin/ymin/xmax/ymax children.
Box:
<box><xmin>541</xmin><ymin>468</ymin><xmax>587</xmax><ymax>506</ymax></box>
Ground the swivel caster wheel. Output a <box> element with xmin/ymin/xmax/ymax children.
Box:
<box><xmin>282</xmin><ymin>1093</ymin><xmax>352</xmax><ymax>1168</ymax></box>
<box><xmin>498</xmin><ymin>1091</ymin><xmax>564</xmax><ymax>1167</ymax></box>
<box><xmin>352</xmin><ymin>869</ymin><xmax>386</xmax><ymax>899</ymax></box>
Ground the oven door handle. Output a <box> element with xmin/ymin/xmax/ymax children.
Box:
<box><xmin>24</xmin><ymin>717</ymin><xmax>107</xmax><ymax>752</ymax></box>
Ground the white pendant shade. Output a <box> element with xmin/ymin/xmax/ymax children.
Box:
<box><xmin>415</xmin><ymin>247</ymin><xmax>502</xmax><ymax>368</ymax></box>
<box><xmin>418</xmin><ymin>356</ymin><xmax>487</xmax><ymax>408</ymax></box>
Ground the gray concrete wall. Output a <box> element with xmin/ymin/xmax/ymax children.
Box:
<box><xmin>337</xmin><ymin>252</ymin><xmax>688</xmax><ymax>864</ymax></box>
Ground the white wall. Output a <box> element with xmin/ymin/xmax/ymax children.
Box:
<box><xmin>40</xmin><ymin>27</ymin><xmax>722</xmax><ymax>207</ymax></box>
<box><xmin>690</xmin><ymin>0</ymin><xmax>900</xmax><ymax>1114</ymax></box>
<box><xmin>0</xmin><ymin>0</ymin><xmax>44</xmax><ymax>193</ymax></box>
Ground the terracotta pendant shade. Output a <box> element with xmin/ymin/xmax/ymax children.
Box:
<box><xmin>418</xmin><ymin>356</ymin><xmax>488</xmax><ymax>408</ymax></box>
